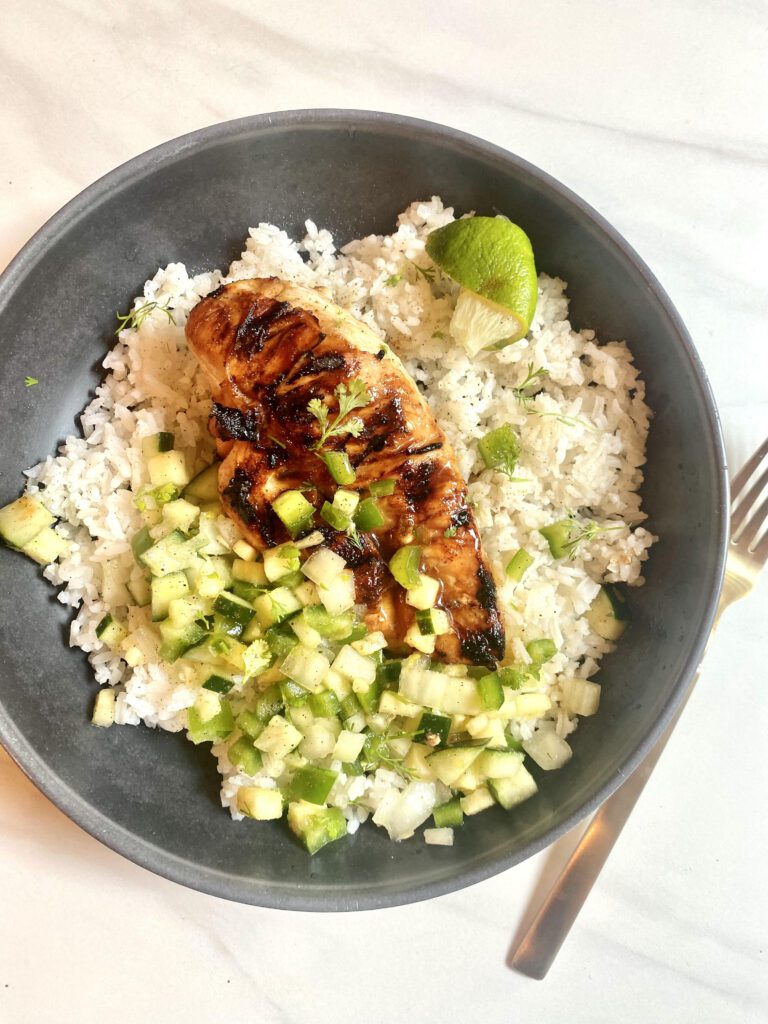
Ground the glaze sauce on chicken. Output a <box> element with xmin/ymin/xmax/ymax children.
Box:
<box><xmin>185</xmin><ymin>278</ymin><xmax>505</xmax><ymax>667</ymax></box>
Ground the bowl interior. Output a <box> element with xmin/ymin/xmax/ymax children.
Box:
<box><xmin>0</xmin><ymin>112</ymin><xmax>726</xmax><ymax>909</ymax></box>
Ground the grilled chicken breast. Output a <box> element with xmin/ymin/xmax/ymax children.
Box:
<box><xmin>185</xmin><ymin>278</ymin><xmax>504</xmax><ymax>667</ymax></box>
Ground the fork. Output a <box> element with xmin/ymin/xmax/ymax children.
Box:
<box><xmin>509</xmin><ymin>438</ymin><xmax>768</xmax><ymax>979</ymax></box>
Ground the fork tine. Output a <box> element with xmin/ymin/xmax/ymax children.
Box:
<box><xmin>753</xmin><ymin>529</ymin><xmax>768</xmax><ymax>564</ymax></box>
<box><xmin>731</xmin><ymin>462</ymin><xmax>768</xmax><ymax>533</ymax></box>
<box><xmin>731</xmin><ymin>437</ymin><xmax>768</xmax><ymax>499</ymax></box>
<box><xmin>736</xmin><ymin>493</ymin><xmax>768</xmax><ymax>551</ymax></box>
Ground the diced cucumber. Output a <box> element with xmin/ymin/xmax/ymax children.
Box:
<box><xmin>389</xmin><ymin>545</ymin><xmax>422</xmax><ymax>588</ymax></box>
<box><xmin>101</xmin><ymin>558</ymin><xmax>131</xmax><ymax>607</ymax></box>
<box><xmin>321</xmin><ymin>450</ymin><xmax>356</xmax><ymax>485</ymax></box>
<box><xmin>232</xmin><ymin>559</ymin><xmax>268</xmax><ymax>585</ymax></box>
<box><xmin>287</xmin><ymin>801</ymin><xmax>347</xmax><ymax>854</ymax></box>
<box><xmin>476</xmin><ymin>748</ymin><xmax>524</xmax><ymax>779</ymax></box>
<box><xmin>140</xmin><ymin>530</ymin><xmax>202</xmax><ymax>576</ymax></box>
<box><xmin>561</xmin><ymin>678</ymin><xmax>601</xmax><ymax>716</ymax></box>
<box><xmin>523</xmin><ymin>729</ymin><xmax>572</xmax><ymax>770</ymax></box>
<box><xmin>254</xmin><ymin>587</ymin><xmax>302</xmax><ymax>629</ymax></box>
<box><xmin>271</xmin><ymin>490</ymin><xmax>315</xmax><ymax>538</ymax></box>
<box><xmin>414</xmin><ymin>711</ymin><xmax>451</xmax><ymax>748</ymax></box>
<box><xmin>21</xmin><ymin>526</ymin><xmax>70</xmax><ymax>565</ymax></box>
<box><xmin>540</xmin><ymin>519</ymin><xmax>573</xmax><ymax>558</ymax></box>
<box><xmin>162</xmin><ymin>498</ymin><xmax>200</xmax><ymax>533</ymax></box>
<box><xmin>378</xmin><ymin>689</ymin><xmax>419</xmax><ymax>717</ymax></box>
<box><xmin>91</xmin><ymin>688</ymin><xmax>116</xmax><ymax>728</ymax></box>
<box><xmin>213</xmin><ymin>592</ymin><xmax>255</xmax><ymax>634</ymax></box>
<box><xmin>184</xmin><ymin>462</ymin><xmax>220</xmax><ymax>502</ymax></box>
<box><xmin>316</xmin><ymin>571</ymin><xmax>356</xmax><ymax>617</ymax></box>
<box><xmin>433</xmin><ymin>796</ymin><xmax>464</xmax><ymax>829</ymax></box>
<box><xmin>202</xmin><ymin>673</ymin><xmax>234</xmax><ymax>695</ymax></box>
<box><xmin>301</xmin><ymin>546</ymin><xmax>346</xmax><ymax>584</ymax></box>
<box><xmin>227</xmin><ymin>736</ymin><xmax>263</xmax><ymax>775</ymax></box>
<box><xmin>232</xmin><ymin>538</ymin><xmax>257</xmax><ymax>561</ymax></box>
<box><xmin>131</xmin><ymin>526</ymin><xmax>154</xmax><ymax>564</ymax></box>
<box><xmin>506</xmin><ymin>548</ymin><xmax>534</xmax><ymax>581</ymax></box>
<box><xmin>332</xmin><ymin>729</ymin><xmax>366</xmax><ymax>762</ymax></box>
<box><xmin>263</xmin><ymin>544</ymin><xmax>300</xmax><ymax>582</ymax></box>
<box><xmin>238</xmin><ymin>786</ymin><xmax>283</xmax><ymax>820</ymax></box>
<box><xmin>354</xmin><ymin>497</ymin><xmax>384</xmax><ymax>531</ymax></box>
<box><xmin>424</xmin><ymin>827</ymin><xmax>454</xmax><ymax>846</ymax></box>
<box><xmin>405</xmin><ymin>573</ymin><xmax>441</xmax><ymax>610</ymax></box>
<box><xmin>426</xmin><ymin>745</ymin><xmax>484</xmax><ymax>786</ymax></box>
<box><xmin>151</xmin><ymin>571</ymin><xmax>190</xmax><ymax>621</ymax></box>
<box><xmin>195</xmin><ymin>512</ymin><xmax>231</xmax><ymax>556</ymax></box>
<box><xmin>148</xmin><ymin>450</ymin><xmax>190</xmax><ymax>489</ymax></box>
<box><xmin>287</xmin><ymin>765</ymin><xmax>338</xmax><ymax>804</ymax></box>
<box><xmin>331</xmin><ymin>489</ymin><xmax>358</xmax><ymax>517</ymax></box>
<box><xmin>368</xmin><ymin>478</ymin><xmax>396</xmax><ymax>497</ymax></box>
<box><xmin>376</xmin><ymin>659</ymin><xmax>402</xmax><ymax>688</ymax></box>
<box><xmin>332</xmin><ymin>645</ymin><xmax>376</xmax><ymax>684</ymax></box>
<box><xmin>127</xmin><ymin>573</ymin><xmax>151</xmax><ymax>607</ymax></box>
<box><xmin>141</xmin><ymin>432</ymin><xmax>174</xmax><ymax>458</ymax></box>
<box><xmin>404</xmin><ymin>622</ymin><xmax>436</xmax><ymax>654</ymax></box>
<box><xmin>187</xmin><ymin>697</ymin><xmax>235</xmax><ymax>743</ymax></box>
<box><xmin>95</xmin><ymin>614</ymin><xmax>127</xmax><ymax>650</ymax></box>
<box><xmin>254</xmin><ymin>715</ymin><xmax>303</xmax><ymax>758</ymax></box>
<box><xmin>158</xmin><ymin>618</ymin><xmax>207</xmax><ymax>662</ymax></box>
<box><xmin>280</xmin><ymin>644</ymin><xmax>331</xmax><ymax>693</ymax></box>
<box><xmin>586</xmin><ymin>584</ymin><xmax>630</xmax><ymax>640</ymax></box>
<box><xmin>460</xmin><ymin>786</ymin><xmax>495</xmax><ymax>816</ymax></box>
<box><xmin>489</xmin><ymin>765</ymin><xmax>538</xmax><ymax>809</ymax></box>
<box><xmin>351</xmin><ymin>631</ymin><xmax>387</xmax><ymax>657</ymax></box>
<box><xmin>415</xmin><ymin>607</ymin><xmax>450</xmax><ymax>636</ymax></box>
<box><xmin>0</xmin><ymin>494</ymin><xmax>55</xmax><ymax>549</ymax></box>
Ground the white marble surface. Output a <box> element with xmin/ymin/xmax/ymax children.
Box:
<box><xmin>1</xmin><ymin>2</ymin><xmax>767</xmax><ymax>1021</ymax></box>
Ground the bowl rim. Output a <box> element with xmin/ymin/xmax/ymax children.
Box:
<box><xmin>0</xmin><ymin>108</ymin><xmax>729</xmax><ymax>911</ymax></box>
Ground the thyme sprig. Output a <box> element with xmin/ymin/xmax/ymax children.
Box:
<box><xmin>512</xmin><ymin>362</ymin><xmax>597</xmax><ymax>432</ymax></box>
<box><xmin>563</xmin><ymin>514</ymin><xmax>624</xmax><ymax>558</ymax></box>
<box><xmin>115</xmin><ymin>300</ymin><xmax>175</xmax><ymax>335</ymax></box>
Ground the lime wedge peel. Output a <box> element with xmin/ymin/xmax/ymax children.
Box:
<box><xmin>425</xmin><ymin>216</ymin><xmax>538</xmax><ymax>354</ymax></box>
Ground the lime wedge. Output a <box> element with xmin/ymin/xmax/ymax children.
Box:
<box><xmin>425</xmin><ymin>216</ymin><xmax>537</xmax><ymax>353</ymax></box>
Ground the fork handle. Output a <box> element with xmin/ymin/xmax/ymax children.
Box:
<box><xmin>509</xmin><ymin>666</ymin><xmax>700</xmax><ymax>979</ymax></box>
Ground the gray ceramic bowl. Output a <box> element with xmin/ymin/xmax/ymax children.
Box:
<box><xmin>0</xmin><ymin>110</ymin><xmax>727</xmax><ymax>910</ymax></box>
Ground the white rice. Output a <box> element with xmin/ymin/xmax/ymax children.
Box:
<box><xmin>23</xmin><ymin>197</ymin><xmax>654</xmax><ymax>825</ymax></box>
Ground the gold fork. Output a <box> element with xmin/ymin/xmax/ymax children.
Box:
<box><xmin>509</xmin><ymin>438</ymin><xmax>768</xmax><ymax>979</ymax></box>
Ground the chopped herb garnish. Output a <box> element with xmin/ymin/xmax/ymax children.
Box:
<box><xmin>384</xmin><ymin>273</ymin><xmax>402</xmax><ymax>288</ymax></box>
<box><xmin>406</xmin><ymin>259</ymin><xmax>436</xmax><ymax>284</ymax></box>
<box><xmin>115</xmin><ymin>300</ymin><xmax>175</xmax><ymax>335</ymax></box>
<box><xmin>511</xmin><ymin>363</ymin><xmax>549</xmax><ymax>406</ymax></box>
<box><xmin>24</xmin><ymin>376</ymin><xmax>39</xmax><ymax>387</ymax></box>
<box><xmin>563</xmin><ymin>515</ymin><xmax>624</xmax><ymax>558</ymax></box>
<box><xmin>444</xmin><ymin>525</ymin><xmax>458</xmax><ymax>538</ymax></box>
<box><xmin>308</xmin><ymin>378</ymin><xmax>371</xmax><ymax>453</ymax></box>
<box><xmin>267</xmin><ymin>434</ymin><xmax>287</xmax><ymax>449</ymax></box>
<box><xmin>512</xmin><ymin>362</ymin><xmax>596</xmax><ymax>431</ymax></box>
<box><xmin>431</xmin><ymin>329</ymin><xmax>446</xmax><ymax>340</ymax></box>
